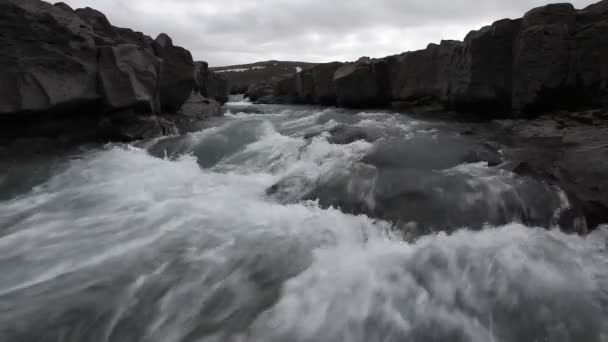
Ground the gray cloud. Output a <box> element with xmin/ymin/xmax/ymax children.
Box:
<box><xmin>54</xmin><ymin>0</ymin><xmax>598</xmax><ymax>66</ymax></box>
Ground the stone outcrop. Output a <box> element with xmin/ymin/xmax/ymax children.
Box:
<box><xmin>194</xmin><ymin>61</ymin><xmax>229</xmax><ymax>103</ymax></box>
<box><xmin>97</xmin><ymin>44</ymin><xmax>161</xmax><ymax>113</ymax></box>
<box><xmin>153</xmin><ymin>33</ymin><xmax>196</xmax><ymax>112</ymax></box>
<box><xmin>178</xmin><ymin>92</ymin><xmax>222</xmax><ymax>119</ymax></box>
<box><xmin>0</xmin><ymin>0</ymin><xmax>227</xmax><ymax>143</ymax></box>
<box><xmin>388</xmin><ymin>41</ymin><xmax>461</xmax><ymax>108</ymax></box>
<box><xmin>269</xmin><ymin>62</ymin><xmax>343</xmax><ymax>105</ymax></box>
<box><xmin>0</xmin><ymin>0</ymin><xmax>100</xmax><ymax>115</ymax></box>
<box><xmin>311</xmin><ymin>62</ymin><xmax>343</xmax><ymax>105</ymax></box>
<box><xmin>267</xmin><ymin>0</ymin><xmax>608</xmax><ymax>116</ymax></box>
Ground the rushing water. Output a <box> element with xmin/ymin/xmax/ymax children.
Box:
<box><xmin>0</xmin><ymin>98</ymin><xmax>607</xmax><ymax>342</ymax></box>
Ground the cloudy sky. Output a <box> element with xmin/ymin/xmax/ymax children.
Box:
<box><xmin>54</xmin><ymin>0</ymin><xmax>597</xmax><ymax>66</ymax></box>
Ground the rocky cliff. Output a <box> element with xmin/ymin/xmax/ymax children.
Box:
<box><xmin>270</xmin><ymin>0</ymin><xmax>608</xmax><ymax>116</ymax></box>
<box><xmin>0</xmin><ymin>0</ymin><xmax>228</xmax><ymax>143</ymax></box>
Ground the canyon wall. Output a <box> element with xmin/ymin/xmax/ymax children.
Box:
<box><xmin>270</xmin><ymin>1</ymin><xmax>608</xmax><ymax>116</ymax></box>
<box><xmin>0</xmin><ymin>0</ymin><xmax>228</xmax><ymax>142</ymax></box>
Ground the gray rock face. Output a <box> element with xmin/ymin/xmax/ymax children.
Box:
<box><xmin>311</xmin><ymin>62</ymin><xmax>343</xmax><ymax>105</ymax></box>
<box><xmin>98</xmin><ymin>44</ymin><xmax>161</xmax><ymax>113</ymax></box>
<box><xmin>245</xmin><ymin>82</ymin><xmax>274</xmax><ymax>102</ymax></box>
<box><xmin>0</xmin><ymin>0</ymin><xmax>100</xmax><ymax>115</ymax></box>
<box><xmin>512</xmin><ymin>4</ymin><xmax>577</xmax><ymax>112</ymax></box>
<box><xmin>452</xmin><ymin>20</ymin><xmax>521</xmax><ymax>114</ymax></box>
<box><xmin>0</xmin><ymin>0</ymin><xmax>222</xmax><ymax>143</ymax></box>
<box><xmin>270</xmin><ymin>62</ymin><xmax>343</xmax><ymax>105</ymax></box>
<box><xmin>570</xmin><ymin>1</ymin><xmax>608</xmax><ymax>109</ymax></box>
<box><xmin>268</xmin><ymin>1</ymin><xmax>608</xmax><ymax>116</ymax></box>
<box><xmin>75</xmin><ymin>7</ymin><xmax>118</xmax><ymax>42</ymax></box>
<box><xmin>334</xmin><ymin>58</ymin><xmax>389</xmax><ymax>108</ymax></box>
<box><xmin>194</xmin><ymin>62</ymin><xmax>229</xmax><ymax>103</ymax></box>
<box><xmin>178</xmin><ymin>92</ymin><xmax>222</xmax><ymax>119</ymax></box>
<box><xmin>154</xmin><ymin>33</ymin><xmax>196</xmax><ymax>112</ymax></box>
<box><xmin>389</xmin><ymin>41</ymin><xmax>461</xmax><ymax>107</ymax></box>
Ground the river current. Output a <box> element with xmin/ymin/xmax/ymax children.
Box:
<box><xmin>0</xmin><ymin>98</ymin><xmax>607</xmax><ymax>342</ymax></box>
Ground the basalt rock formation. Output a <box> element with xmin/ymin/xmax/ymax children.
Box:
<box><xmin>269</xmin><ymin>0</ymin><xmax>608</xmax><ymax>116</ymax></box>
<box><xmin>0</xmin><ymin>0</ymin><xmax>228</xmax><ymax>143</ymax></box>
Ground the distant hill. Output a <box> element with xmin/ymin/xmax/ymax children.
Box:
<box><xmin>211</xmin><ymin>60</ymin><xmax>317</xmax><ymax>94</ymax></box>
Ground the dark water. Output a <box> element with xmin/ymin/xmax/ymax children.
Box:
<box><xmin>0</xmin><ymin>98</ymin><xmax>607</xmax><ymax>342</ymax></box>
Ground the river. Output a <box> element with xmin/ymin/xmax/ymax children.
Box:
<box><xmin>0</xmin><ymin>98</ymin><xmax>607</xmax><ymax>342</ymax></box>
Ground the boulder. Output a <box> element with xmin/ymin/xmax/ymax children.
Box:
<box><xmin>98</xmin><ymin>44</ymin><xmax>161</xmax><ymax>113</ymax></box>
<box><xmin>178</xmin><ymin>92</ymin><xmax>222</xmax><ymax>119</ymax></box>
<box><xmin>0</xmin><ymin>0</ymin><xmax>100</xmax><ymax>115</ymax></box>
<box><xmin>154</xmin><ymin>33</ymin><xmax>195</xmax><ymax>113</ymax></box>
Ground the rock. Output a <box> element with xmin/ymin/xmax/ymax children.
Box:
<box><xmin>53</xmin><ymin>2</ymin><xmax>73</xmax><ymax>12</ymax></box>
<box><xmin>327</xmin><ymin>125</ymin><xmax>381</xmax><ymax>145</ymax></box>
<box><xmin>0</xmin><ymin>0</ymin><xmax>220</xmax><ymax>144</ymax></box>
<box><xmin>75</xmin><ymin>7</ymin><xmax>118</xmax><ymax>42</ymax></box>
<box><xmin>294</xmin><ymin>69</ymin><xmax>315</xmax><ymax>103</ymax></box>
<box><xmin>272</xmin><ymin>1</ymin><xmax>608</xmax><ymax>116</ymax></box>
<box><xmin>274</xmin><ymin>77</ymin><xmax>298</xmax><ymax>103</ymax></box>
<box><xmin>0</xmin><ymin>0</ymin><xmax>100</xmax><ymax>115</ymax></box>
<box><xmin>99</xmin><ymin>110</ymin><xmax>177</xmax><ymax>141</ymax></box>
<box><xmin>450</xmin><ymin>20</ymin><xmax>521</xmax><ymax>114</ymax></box>
<box><xmin>98</xmin><ymin>44</ymin><xmax>161</xmax><ymax>113</ymax></box>
<box><xmin>512</xmin><ymin>4</ymin><xmax>577</xmax><ymax>112</ymax></box>
<box><xmin>246</xmin><ymin>82</ymin><xmax>274</xmax><ymax>102</ymax></box>
<box><xmin>334</xmin><ymin>58</ymin><xmax>389</xmax><ymax>108</ymax></box>
<box><xmin>569</xmin><ymin>2</ymin><xmax>608</xmax><ymax>109</ymax></box>
<box><xmin>154</xmin><ymin>33</ymin><xmax>195</xmax><ymax>113</ymax></box>
<box><xmin>388</xmin><ymin>41</ymin><xmax>461</xmax><ymax>107</ymax></box>
<box><xmin>311</xmin><ymin>62</ymin><xmax>343</xmax><ymax>105</ymax></box>
<box><xmin>194</xmin><ymin>61</ymin><xmax>229</xmax><ymax>103</ymax></box>
<box><xmin>178</xmin><ymin>92</ymin><xmax>222</xmax><ymax>119</ymax></box>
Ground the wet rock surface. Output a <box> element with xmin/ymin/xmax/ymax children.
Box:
<box><xmin>498</xmin><ymin>110</ymin><xmax>608</xmax><ymax>230</ymax></box>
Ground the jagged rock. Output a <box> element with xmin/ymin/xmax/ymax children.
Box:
<box><xmin>388</xmin><ymin>41</ymin><xmax>461</xmax><ymax>107</ymax></box>
<box><xmin>0</xmin><ymin>0</ymin><xmax>222</xmax><ymax>144</ymax></box>
<box><xmin>327</xmin><ymin>125</ymin><xmax>382</xmax><ymax>145</ymax></box>
<box><xmin>334</xmin><ymin>58</ymin><xmax>389</xmax><ymax>108</ymax></box>
<box><xmin>570</xmin><ymin>1</ymin><xmax>608</xmax><ymax>109</ymax></box>
<box><xmin>273</xmin><ymin>1</ymin><xmax>608</xmax><ymax>116</ymax></box>
<box><xmin>53</xmin><ymin>2</ymin><xmax>73</xmax><ymax>12</ymax></box>
<box><xmin>274</xmin><ymin>76</ymin><xmax>297</xmax><ymax>103</ymax></box>
<box><xmin>311</xmin><ymin>62</ymin><xmax>343</xmax><ymax>105</ymax></box>
<box><xmin>75</xmin><ymin>7</ymin><xmax>118</xmax><ymax>42</ymax></box>
<box><xmin>178</xmin><ymin>92</ymin><xmax>222</xmax><ymax>119</ymax></box>
<box><xmin>512</xmin><ymin>4</ymin><xmax>578</xmax><ymax>112</ymax></box>
<box><xmin>98</xmin><ymin>44</ymin><xmax>161</xmax><ymax>113</ymax></box>
<box><xmin>194</xmin><ymin>61</ymin><xmax>229</xmax><ymax>103</ymax></box>
<box><xmin>154</xmin><ymin>33</ymin><xmax>195</xmax><ymax>113</ymax></box>
<box><xmin>245</xmin><ymin>82</ymin><xmax>274</xmax><ymax>102</ymax></box>
<box><xmin>450</xmin><ymin>20</ymin><xmax>521</xmax><ymax>114</ymax></box>
<box><xmin>295</xmin><ymin>69</ymin><xmax>315</xmax><ymax>103</ymax></box>
<box><xmin>0</xmin><ymin>0</ymin><xmax>100</xmax><ymax>115</ymax></box>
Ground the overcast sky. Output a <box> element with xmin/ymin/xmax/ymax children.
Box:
<box><xmin>54</xmin><ymin>0</ymin><xmax>597</xmax><ymax>66</ymax></box>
